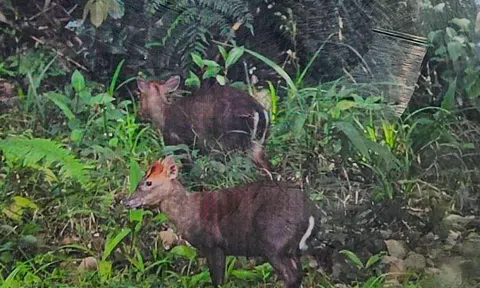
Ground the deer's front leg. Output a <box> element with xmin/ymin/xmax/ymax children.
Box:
<box><xmin>205</xmin><ymin>248</ymin><xmax>226</xmax><ymax>287</ymax></box>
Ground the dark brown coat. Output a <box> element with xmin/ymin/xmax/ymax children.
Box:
<box><xmin>137</xmin><ymin>76</ymin><xmax>271</xmax><ymax>171</ymax></box>
<box><xmin>123</xmin><ymin>157</ymin><xmax>320</xmax><ymax>288</ymax></box>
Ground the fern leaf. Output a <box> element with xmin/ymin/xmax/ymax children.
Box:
<box><xmin>0</xmin><ymin>136</ymin><xmax>88</xmax><ymax>185</ymax></box>
<box><xmin>154</xmin><ymin>0</ymin><xmax>254</xmax><ymax>71</ymax></box>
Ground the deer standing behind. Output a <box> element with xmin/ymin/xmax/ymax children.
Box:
<box><xmin>122</xmin><ymin>156</ymin><xmax>322</xmax><ymax>288</ymax></box>
<box><xmin>136</xmin><ymin>76</ymin><xmax>271</xmax><ymax>171</ymax></box>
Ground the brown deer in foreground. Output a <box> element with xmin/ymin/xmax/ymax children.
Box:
<box><xmin>122</xmin><ymin>156</ymin><xmax>322</xmax><ymax>288</ymax></box>
<box><xmin>137</xmin><ymin>76</ymin><xmax>271</xmax><ymax>171</ymax></box>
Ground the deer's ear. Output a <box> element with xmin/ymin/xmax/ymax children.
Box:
<box><xmin>137</xmin><ymin>78</ymin><xmax>150</xmax><ymax>93</ymax></box>
<box><xmin>164</xmin><ymin>75</ymin><xmax>181</xmax><ymax>92</ymax></box>
<box><xmin>162</xmin><ymin>156</ymin><xmax>178</xmax><ymax>180</ymax></box>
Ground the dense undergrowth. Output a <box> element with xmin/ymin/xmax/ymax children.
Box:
<box><xmin>1</xmin><ymin>2</ymin><xmax>480</xmax><ymax>288</ymax></box>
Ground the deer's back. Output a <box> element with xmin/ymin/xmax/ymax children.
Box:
<box><xmin>164</xmin><ymin>83</ymin><xmax>268</xmax><ymax>151</ymax></box>
<box><xmin>195</xmin><ymin>181</ymin><xmax>315</xmax><ymax>256</ymax></box>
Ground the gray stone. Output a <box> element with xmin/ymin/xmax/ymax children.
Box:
<box><xmin>385</xmin><ymin>239</ymin><xmax>408</xmax><ymax>259</ymax></box>
<box><xmin>436</xmin><ymin>256</ymin><xmax>466</xmax><ymax>287</ymax></box>
<box><xmin>404</xmin><ymin>252</ymin><xmax>426</xmax><ymax>272</ymax></box>
<box><xmin>442</xmin><ymin>214</ymin><xmax>475</xmax><ymax>231</ymax></box>
<box><xmin>458</xmin><ymin>232</ymin><xmax>480</xmax><ymax>257</ymax></box>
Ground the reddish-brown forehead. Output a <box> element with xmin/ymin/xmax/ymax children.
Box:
<box><xmin>145</xmin><ymin>162</ymin><xmax>166</xmax><ymax>179</ymax></box>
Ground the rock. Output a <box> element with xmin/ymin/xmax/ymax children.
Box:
<box><xmin>78</xmin><ymin>256</ymin><xmax>98</xmax><ymax>272</ymax></box>
<box><xmin>306</xmin><ymin>255</ymin><xmax>319</xmax><ymax>268</ymax></box>
<box><xmin>385</xmin><ymin>240</ymin><xmax>408</xmax><ymax>259</ymax></box>
<box><xmin>404</xmin><ymin>252</ymin><xmax>426</xmax><ymax>272</ymax></box>
<box><xmin>60</xmin><ymin>235</ymin><xmax>80</xmax><ymax>245</ymax></box>
<box><xmin>436</xmin><ymin>256</ymin><xmax>465</xmax><ymax>287</ymax></box>
<box><xmin>383</xmin><ymin>279</ymin><xmax>401</xmax><ymax>288</ymax></box>
<box><xmin>442</xmin><ymin>214</ymin><xmax>475</xmax><ymax>231</ymax></box>
<box><xmin>159</xmin><ymin>228</ymin><xmax>178</xmax><ymax>250</ymax></box>
<box><xmin>457</xmin><ymin>232</ymin><xmax>480</xmax><ymax>257</ymax></box>
<box><xmin>425</xmin><ymin>267</ymin><xmax>441</xmax><ymax>277</ymax></box>
<box><xmin>380</xmin><ymin>229</ymin><xmax>392</xmax><ymax>239</ymax></box>
<box><xmin>387</xmin><ymin>258</ymin><xmax>406</xmax><ymax>282</ymax></box>
<box><xmin>446</xmin><ymin>230</ymin><xmax>460</xmax><ymax>246</ymax></box>
<box><xmin>382</xmin><ymin>255</ymin><xmax>406</xmax><ymax>281</ymax></box>
<box><xmin>382</xmin><ymin>255</ymin><xmax>400</xmax><ymax>265</ymax></box>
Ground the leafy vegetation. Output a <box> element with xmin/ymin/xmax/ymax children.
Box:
<box><xmin>1</xmin><ymin>0</ymin><xmax>480</xmax><ymax>287</ymax></box>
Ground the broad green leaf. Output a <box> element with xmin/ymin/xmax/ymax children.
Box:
<box><xmin>71</xmin><ymin>70</ymin><xmax>85</xmax><ymax>92</ymax></box>
<box><xmin>203</xmin><ymin>60</ymin><xmax>221</xmax><ymax>67</ymax></box>
<box><xmin>218</xmin><ymin>46</ymin><xmax>228</xmax><ymax>61</ymax></box>
<box><xmin>230</xmin><ymin>81</ymin><xmax>247</xmax><ymax>90</ymax></box>
<box><xmin>14</xmin><ymin>197</ymin><xmax>38</xmax><ymax>210</ymax></box>
<box><xmin>130</xmin><ymin>209</ymin><xmax>152</xmax><ymax>233</ymax></box>
<box><xmin>434</xmin><ymin>46</ymin><xmax>447</xmax><ymax>55</ymax></box>
<box><xmin>44</xmin><ymin>92</ymin><xmax>75</xmax><ymax>120</ymax></box>
<box><xmin>202</xmin><ymin>66</ymin><xmax>221</xmax><ymax>79</ymax></box>
<box><xmin>129</xmin><ymin>209</ymin><xmax>152</xmax><ymax>223</ymax></box>
<box><xmin>98</xmin><ymin>260</ymin><xmax>112</xmax><ymax>280</ymax></box>
<box><xmin>447</xmin><ymin>41</ymin><xmax>463</xmax><ymax>62</ymax></box>
<box><xmin>108</xmin><ymin>137</ymin><xmax>118</xmax><ymax>148</ymax></box>
<box><xmin>90</xmin><ymin>0</ymin><xmax>106</xmax><ymax>27</ymax></box>
<box><xmin>129</xmin><ymin>158</ymin><xmax>142</xmax><ymax>193</ymax></box>
<box><xmin>340</xmin><ymin>250</ymin><xmax>364</xmax><ymax>269</ymax></box>
<box><xmin>170</xmin><ymin>245</ymin><xmax>197</xmax><ymax>261</ymax></box>
<box><xmin>191</xmin><ymin>53</ymin><xmax>204</xmax><ymax>68</ymax></box>
<box><xmin>230</xmin><ymin>269</ymin><xmax>261</xmax><ymax>280</ymax></box>
<box><xmin>446</xmin><ymin>27</ymin><xmax>457</xmax><ymax>38</ymax></box>
<box><xmin>216</xmin><ymin>75</ymin><xmax>226</xmax><ymax>86</ymax></box>
<box><xmin>70</xmin><ymin>129</ymin><xmax>83</xmax><ymax>143</ymax></box>
<box><xmin>365</xmin><ymin>254</ymin><xmax>382</xmax><ymax>269</ymax></box>
<box><xmin>451</xmin><ymin>18</ymin><xmax>470</xmax><ymax>31</ymax></box>
<box><xmin>336</xmin><ymin>100</ymin><xmax>357</xmax><ymax>111</ymax></box>
<box><xmin>90</xmin><ymin>93</ymin><xmax>114</xmax><ymax>106</ymax></box>
<box><xmin>3</xmin><ymin>205</ymin><xmax>22</xmax><ymax>221</ymax></box>
<box><xmin>153</xmin><ymin>212</ymin><xmax>169</xmax><ymax>224</ymax></box>
<box><xmin>102</xmin><ymin>228</ymin><xmax>131</xmax><ymax>260</ymax></box>
<box><xmin>225</xmin><ymin>46</ymin><xmax>245</xmax><ymax>68</ymax></box>
<box><xmin>433</xmin><ymin>3</ymin><xmax>445</xmax><ymax>12</ymax></box>
<box><xmin>441</xmin><ymin>78</ymin><xmax>457</xmax><ymax>111</ymax></box>
<box><xmin>190</xmin><ymin>270</ymin><xmax>211</xmax><ymax>286</ymax></box>
<box><xmin>334</xmin><ymin>121</ymin><xmax>370</xmax><ymax>161</ymax></box>
<box><xmin>82</xmin><ymin>0</ymin><xmax>94</xmax><ymax>21</ymax></box>
<box><xmin>185</xmin><ymin>71</ymin><xmax>201</xmax><ymax>88</ymax></box>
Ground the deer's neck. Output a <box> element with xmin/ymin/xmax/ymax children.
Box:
<box><xmin>148</xmin><ymin>97</ymin><xmax>168</xmax><ymax>129</ymax></box>
<box><xmin>159</xmin><ymin>181</ymin><xmax>200</xmax><ymax>234</ymax></box>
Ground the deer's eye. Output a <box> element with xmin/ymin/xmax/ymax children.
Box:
<box><xmin>146</xmin><ymin>181</ymin><xmax>152</xmax><ymax>187</ymax></box>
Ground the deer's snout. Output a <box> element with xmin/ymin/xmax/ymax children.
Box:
<box><xmin>121</xmin><ymin>196</ymin><xmax>143</xmax><ymax>209</ymax></box>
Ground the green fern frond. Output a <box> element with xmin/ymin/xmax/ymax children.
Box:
<box><xmin>153</xmin><ymin>0</ymin><xmax>254</xmax><ymax>71</ymax></box>
<box><xmin>0</xmin><ymin>136</ymin><xmax>87</xmax><ymax>185</ymax></box>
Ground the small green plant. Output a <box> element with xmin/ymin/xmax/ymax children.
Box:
<box><xmin>82</xmin><ymin>0</ymin><xmax>125</xmax><ymax>28</ymax></box>
<box><xmin>187</xmin><ymin>45</ymin><xmax>245</xmax><ymax>87</ymax></box>
<box><xmin>428</xmin><ymin>16</ymin><xmax>480</xmax><ymax>106</ymax></box>
<box><xmin>0</xmin><ymin>136</ymin><xmax>88</xmax><ymax>186</ymax></box>
<box><xmin>340</xmin><ymin>250</ymin><xmax>386</xmax><ymax>288</ymax></box>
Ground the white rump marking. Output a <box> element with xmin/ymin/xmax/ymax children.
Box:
<box><xmin>251</xmin><ymin>111</ymin><xmax>260</xmax><ymax>142</ymax></box>
<box><xmin>299</xmin><ymin>216</ymin><xmax>314</xmax><ymax>251</ymax></box>
<box><xmin>260</xmin><ymin>110</ymin><xmax>269</xmax><ymax>144</ymax></box>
